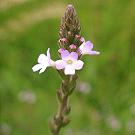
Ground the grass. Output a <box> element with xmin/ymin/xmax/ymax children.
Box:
<box><xmin>0</xmin><ymin>0</ymin><xmax>135</xmax><ymax>135</ymax></box>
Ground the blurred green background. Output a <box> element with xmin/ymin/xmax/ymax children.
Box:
<box><xmin>0</xmin><ymin>0</ymin><xmax>135</xmax><ymax>135</ymax></box>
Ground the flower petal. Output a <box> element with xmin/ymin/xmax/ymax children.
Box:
<box><xmin>64</xmin><ymin>65</ymin><xmax>75</xmax><ymax>75</ymax></box>
<box><xmin>74</xmin><ymin>60</ymin><xmax>84</xmax><ymax>70</ymax></box>
<box><xmin>61</xmin><ymin>50</ymin><xmax>70</xmax><ymax>60</ymax></box>
<box><xmin>84</xmin><ymin>41</ymin><xmax>93</xmax><ymax>51</ymax></box>
<box><xmin>38</xmin><ymin>54</ymin><xmax>48</xmax><ymax>64</ymax></box>
<box><xmin>47</xmin><ymin>48</ymin><xmax>50</xmax><ymax>59</ymax></box>
<box><xmin>80</xmin><ymin>41</ymin><xmax>93</xmax><ymax>54</ymax></box>
<box><xmin>39</xmin><ymin>66</ymin><xmax>47</xmax><ymax>74</ymax></box>
<box><xmin>70</xmin><ymin>52</ymin><xmax>78</xmax><ymax>60</ymax></box>
<box><xmin>79</xmin><ymin>42</ymin><xmax>85</xmax><ymax>52</ymax></box>
<box><xmin>80</xmin><ymin>37</ymin><xmax>85</xmax><ymax>43</ymax></box>
<box><xmin>88</xmin><ymin>51</ymin><xmax>100</xmax><ymax>55</ymax></box>
<box><xmin>55</xmin><ymin>60</ymin><xmax>66</xmax><ymax>69</ymax></box>
<box><xmin>47</xmin><ymin>48</ymin><xmax>54</xmax><ymax>65</ymax></box>
<box><xmin>32</xmin><ymin>64</ymin><xmax>42</xmax><ymax>72</ymax></box>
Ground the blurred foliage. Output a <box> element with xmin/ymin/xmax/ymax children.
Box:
<box><xmin>0</xmin><ymin>0</ymin><xmax>135</xmax><ymax>135</ymax></box>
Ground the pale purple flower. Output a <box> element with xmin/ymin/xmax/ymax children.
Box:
<box><xmin>79</xmin><ymin>41</ymin><xmax>100</xmax><ymax>55</ymax></box>
<box><xmin>32</xmin><ymin>48</ymin><xmax>55</xmax><ymax>74</ymax></box>
<box><xmin>55</xmin><ymin>50</ymin><xmax>84</xmax><ymax>75</ymax></box>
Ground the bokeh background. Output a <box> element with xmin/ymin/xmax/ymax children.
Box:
<box><xmin>0</xmin><ymin>0</ymin><xmax>135</xmax><ymax>135</ymax></box>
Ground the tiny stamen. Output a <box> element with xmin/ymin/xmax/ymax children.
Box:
<box><xmin>67</xmin><ymin>60</ymin><xmax>73</xmax><ymax>64</ymax></box>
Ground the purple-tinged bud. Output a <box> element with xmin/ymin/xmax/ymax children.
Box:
<box><xmin>58</xmin><ymin>48</ymin><xmax>65</xmax><ymax>54</ymax></box>
<box><xmin>59</xmin><ymin>4</ymin><xmax>81</xmax><ymax>40</ymax></box>
<box><xmin>67</xmin><ymin>31</ymin><xmax>72</xmax><ymax>36</ymax></box>
<box><xmin>69</xmin><ymin>44</ymin><xmax>77</xmax><ymax>50</ymax></box>
<box><xmin>67</xmin><ymin>31</ymin><xmax>74</xmax><ymax>45</ymax></box>
<box><xmin>74</xmin><ymin>35</ymin><xmax>84</xmax><ymax>46</ymax></box>
<box><xmin>75</xmin><ymin>34</ymin><xmax>81</xmax><ymax>39</ymax></box>
<box><xmin>62</xmin><ymin>38</ymin><xmax>68</xmax><ymax>42</ymax></box>
<box><xmin>58</xmin><ymin>38</ymin><xmax>68</xmax><ymax>48</ymax></box>
<box><xmin>59</xmin><ymin>38</ymin><xmax>68</xmax><ymax>44</ymax></box>
<box><xmin>67</xmin><ymin>31</ymin><xmax>73</xmax><ymax>39</ymax></box>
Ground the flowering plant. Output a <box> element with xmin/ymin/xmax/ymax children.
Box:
<box><xmin>32</xmin><ymin>4</ymin><xmax>100</xmax><ymax>135</ymax></box>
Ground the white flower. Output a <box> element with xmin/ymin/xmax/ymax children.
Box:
<box><xmin>32</xmin><ymin>48</ymin><xmax>55</xmax><ymax>74</ymax></box>
<box><xmin>79</xmin><ymin>40</ymin><xmax>100</xmax><ymax>55</ymax></box>
<box><xmin>55</xmin><ymin>50</ymin><xmax>84</xmax><ymax>75</ymax></box>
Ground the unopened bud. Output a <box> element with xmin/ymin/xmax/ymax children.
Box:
<box><xmin>75</xmin><ymin>34</ymin><xmax>81</xmax><ymax>39</ymax></box>
<box><xmin>74</xmin><ymin>35</ymin><xmax>84</xmax><ymax>46</ymax></box>
<box><xmin>69</xmin><ymin>44</ymin><xmax>77</xmax><ymax>51</ymax></box>
<box><xmin>62</xmin><ymin>38</ymin><xmax>68</xmax><ymax>42</ymax></box>
<box><xmin>67</xmin><ymin>31</ymin><xmax>72</xmax><ymax>36</ymax></box>
<box><xmin>67</xmin><ymin>31</ymin><xmax>74</xmax><ymax>45</ymax></box>
<box><xmin>59</xmin><ymin>38</ymin><xmax>68</xmax><ymax>46</ymax></box>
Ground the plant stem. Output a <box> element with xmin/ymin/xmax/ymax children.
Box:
<box><xmin>49</xmin><ymin>4</ymin><xmax>80</xmax><ymax>135</ymax></box>
<box><xmin>53</xmin><ymin>94</ymin><xmax>69</xmax><ymax>135</ymax></box>
<box><xmin>49</xmin><ymin>75</ymin><xmax>77</xmax><ymax>135</ymax></box>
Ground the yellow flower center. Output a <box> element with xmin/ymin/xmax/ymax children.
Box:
<box><xmin>67</xmin><ymin>60</ymin><xmax>73</xmax><ymax>64</ymax></box>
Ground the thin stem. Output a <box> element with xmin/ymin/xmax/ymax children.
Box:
<box><xmin>49</xmin><ymin>4</ymin><xmax>80</xmax><ymax>134</ymax></box>
<box><xmin>53</xmin><ymin>94</ymin><xmax>69</xmax><ymax>135</ymax></box>
<box><xmin>49</xmin><ymin>75</ymin><xmax>77</xmax><ymax>135</ymax></box>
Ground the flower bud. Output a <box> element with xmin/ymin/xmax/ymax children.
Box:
<box><xmin>58</xmin><ymin>38</ymin><xmax>68</xmax><ymax>47</ymax></box>
<box><xmin>74</xmin><ymin>35</ymin><xmax>84</xmax><ymax>46</ymax></box>
<box><xmin>67</xmin><ymin>31</ymin><xmax>74</xmax><ymax>44</ymax></box>
<box><xmin>67</xmin><ymin>31</ymin><xmax>72</xmax><ymax>36</ymax></box>
<box><xmin>75</xmin><ymin>34</ymin><xmax>81</xmax><ymax>39</ymax></box>
<box><xmin>69</xmin><ymin>44</ymin><xmax>77</xmax><ymax>51</ymax></box>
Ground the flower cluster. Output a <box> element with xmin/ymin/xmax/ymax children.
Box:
<box><xmin>32</xmin><ymin>36</ymin><xmax>100</xmax><ymax>75</ymax></box>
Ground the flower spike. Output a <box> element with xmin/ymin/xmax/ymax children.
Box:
<box><xmin>32</xmin><ymin>4</ymin><xmax>100</xmax><ymax>135</ymax></box>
